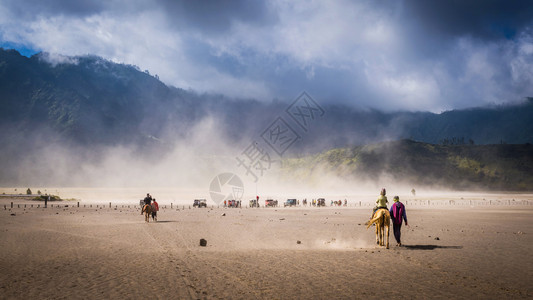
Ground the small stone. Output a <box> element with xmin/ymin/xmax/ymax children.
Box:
<box><xmin>434</xmin><ymin>237</ymin><xmax>440</xmax><ymax>240</ymax></box>
<box><xmin>200</xmin><ymin>239</ymin><xmax>207</xmax><ymax>247</ymax></box>
<box><xmin>221</xmin><ymin>213</ymin><xmax>226</xmax><ymax>216</ymax></box>
<box><xmin>297</xmin><ymin>240</ymin><xmax>301</xmax><ymax>244</ymax></box>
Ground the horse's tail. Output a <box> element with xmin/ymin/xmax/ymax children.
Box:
<box><xmin>366</xmin><ymin>209</ymin><xmax>391</xmax><ymax>228</ymax></box>
<box><xmin>366</xmin><ymin>210</ymin><xmax>383</xmax><ymax>229</ymax></box>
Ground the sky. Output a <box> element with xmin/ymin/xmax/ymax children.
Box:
<box><xmin>1</xmin><ymin>0</ymin><xmax>532</xmax><ymax>112</ymax></box>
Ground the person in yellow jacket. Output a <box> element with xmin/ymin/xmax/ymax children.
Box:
<box><xmin>371</xmin><ymin>188</ymin><xmax>388</xmax><ymax>219</ymax></box>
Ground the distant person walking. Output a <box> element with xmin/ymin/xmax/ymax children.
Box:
<box><xmin>151</xmin><ymin>198</ymin><xmax>159</xmax><ymax>221</ymax></box>
<box><xmin>389</xmin><ymin>196</ymin><xmax>408</xmax><ymax>246</ymax></box>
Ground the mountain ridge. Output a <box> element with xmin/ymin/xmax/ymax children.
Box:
<box><xmin>1</xmin><ymin>48</ymin><xmax>533</xmax><ymax>149</ymax></box>
<box><xmin>1</xmin><ymin>48</ymin><xmax>532</xmax><ymax>189</ymax></box>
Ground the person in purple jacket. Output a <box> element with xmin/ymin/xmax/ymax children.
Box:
<box><xmin>389</xmin><ymin>196</ymin><xmax>408</xmax><ymax>246</ymax></box>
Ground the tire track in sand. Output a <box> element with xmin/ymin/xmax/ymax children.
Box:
<box><xmin>139</xmin><ymin>223</ymin><xmax>197</xmax><ymax>299</ymax></box>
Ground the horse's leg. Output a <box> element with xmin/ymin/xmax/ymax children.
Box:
<box><xmin>377</xmin><ymin>223</ymin><xmax>381</xmax><ymax>246</ymax></box>
<box><xmin>379</xmin><ymin>223</ymin><xmax>385</xmax><ymax>246</ymax></box>
<box><xmin>378</xmin><ymin>217</ymin><xmax>384</xmax><ymax>246</ymax></box>
<box><xmin>387</xmin><ymin>223</ymin><xmax>390</xmax><ymax>249</ymax></box>
<box><xmin>375</xmin><ymin>224</ymin><xmax>379</xmax><ymax>245</ymax></box>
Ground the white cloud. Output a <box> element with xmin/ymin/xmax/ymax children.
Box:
<box><xmin>38</xmin><ymin>52</ymin><xmax>79</xmax><ymax>66</ymax></box>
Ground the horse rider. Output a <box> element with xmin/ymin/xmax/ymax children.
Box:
<box><xmin>371</xmin><ymin>188</ymin><xmax>389</xmax><ymax>219</ymax></box>
<box><xmin>141</xmin><ymin>193</ymin><xmax>152</xmax><ymax>215</ymax></box>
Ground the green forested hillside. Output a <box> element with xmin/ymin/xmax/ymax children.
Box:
<box><xmin>281</xmin><ymin>140</ymin><xmax>533</xmax><ymax>191</ymax></box>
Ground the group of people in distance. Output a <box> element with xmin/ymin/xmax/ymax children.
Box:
<box><xmin>142</xmin><ymin>193</ymin><xmax>159</xmax><ymax>221</ymax></box>
<box><xmin>372</xmin><ymin>188</ymin><xmax>408</xmax><ymax>247</ymax></box>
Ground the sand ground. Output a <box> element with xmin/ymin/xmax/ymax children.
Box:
<box><xmin>0</xmin><ymin>197</ymin><xmax>532</xmax><ymax>299</ymax></box>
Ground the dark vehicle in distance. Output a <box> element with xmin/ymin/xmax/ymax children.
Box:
<box><xmin>265</xmin><ymin>199</ymin><xmax>278</xmax><ymax>207</ymax></box>
<box><xmin>193</xmin><ymin>199</ymin><xmax>207</xmax><ymax>208</ymax></box>
<box><xmin>284</xmin><ymin>199</ymin><xmax>298</xmax><ymax>207</ymax></box>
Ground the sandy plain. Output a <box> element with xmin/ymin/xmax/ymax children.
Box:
<box><xmin>0</xmin><ymin>196</ymin><xmax>532</xmax><ymax>299</ymax></box>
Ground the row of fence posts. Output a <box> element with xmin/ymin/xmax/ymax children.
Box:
<box><xmin>3</xmin><ymin>199</ymin><xmax>532</xmax><ymax>211</ymax></box>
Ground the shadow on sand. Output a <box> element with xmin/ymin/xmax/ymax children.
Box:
<box><xmin>403</xmin><ymin>245</ymin><xmax>462</xmax><ymax>250</ymax></box>
<box><xmin>150</xmin><ymin>220</ymin><xmax>176</xmax><ymax>223</ymax></box>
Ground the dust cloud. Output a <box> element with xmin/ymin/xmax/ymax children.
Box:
<box><xmin>3</xmin><ymin>109</ymin><xmax>440</xmax><ymax>205</ymax></box>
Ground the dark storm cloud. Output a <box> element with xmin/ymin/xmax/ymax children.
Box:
<box><xmin>155</xmin><ymin>0</ymin><xmax>277</xmax><ymax>34</ymax></box>
<box><xmin>2</xmin><ymin>0</ymin><xmax>105</xmax><ymax>18</ymax></box>
<box><xmin>403</xmin><ymin>0</ymin><xmax>533</xmax><ymax>40</ymax></box>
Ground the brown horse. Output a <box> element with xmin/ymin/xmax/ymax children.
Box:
<box><xmin>142</xmin><ymin>204</ymin><xmax>152</xmax><ymax>222</ymax></box>
<box><xmin>365</xmin><ymin>208</ymin><xmax>390</xmax><ymax>249</ymax></box>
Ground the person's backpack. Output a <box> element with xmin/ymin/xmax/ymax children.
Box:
<box><xmin>393</xmin><ymin>203</ymin><xmax>404</xmax><ymax>224</ymax></box>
